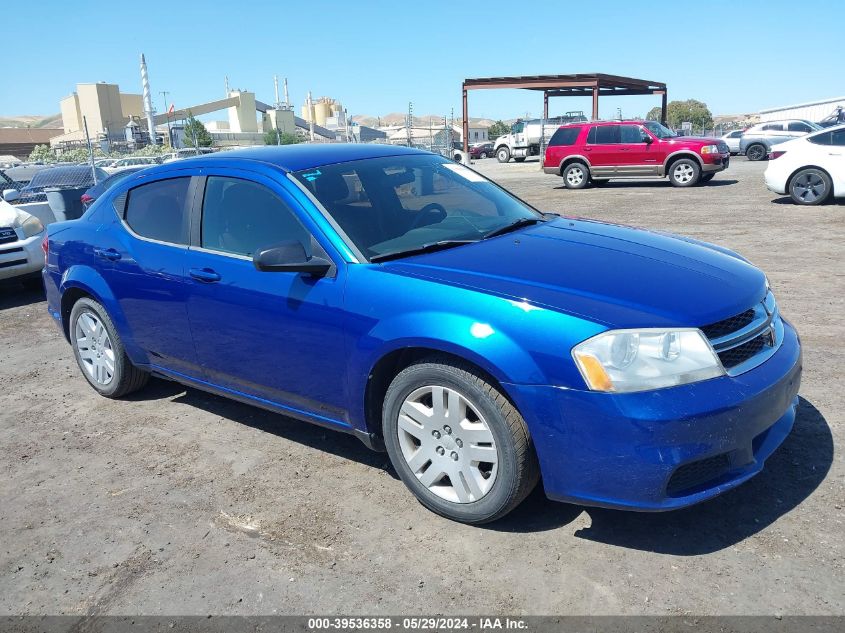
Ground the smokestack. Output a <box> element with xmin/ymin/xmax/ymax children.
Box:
<box><xmin>307</xmin><ymin>91</ymin><xmax>315</xmax><ymax>141</ymax></box>
<box><xmin>283</xmin><ymin>78</ymin><xmax>290</xmax><ymax>109</ymax></box>
<box><xmin>274</xmin><ymin>75</ymin><xmax>280</xmax><ymax>107</ymax></box>
<box><xmin>140</xmin><ymin>54</ymin><xmax>157</xmax><ymax>146</ymax></box>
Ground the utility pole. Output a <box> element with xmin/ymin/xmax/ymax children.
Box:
<box><xmin>83</xmin><ymin>116</ymin><xmax>98</xmax><ymax>184</ymax></box>
<box><xmin>160</xmin><ymin>91</ymin><xmax>172</xmax><ymax>148</ymax></box>
<box><xmin>407</xmin><ymin>102</ymin><xmax>413</xmax><ymax>147</ymax></box>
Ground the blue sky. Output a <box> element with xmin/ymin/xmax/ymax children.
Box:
<box><xmin>4</xmin><ymin>0</ymin><xmax>842</xmax><ymax>122</ymax></box>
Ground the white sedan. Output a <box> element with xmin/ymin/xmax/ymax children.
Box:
<box><xmin>720</xmin><ymin>129</ymin><xmax>744</xmax><ymax>155</ymax></box>
<box><xmin>0</xmin><ymin>199</ymin><xmax>45</xmax><ymax>286</ymax></box>
<box><xmin>764</xmin><ymin>124</ymin><xmax>845</xmax><ymax>205</ymax></box>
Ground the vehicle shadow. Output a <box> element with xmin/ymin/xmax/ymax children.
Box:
<box><xmin>553</xmin><ymin>179</ymin><xmax>739</xmax><ymax>190</ymax></box>
<box><xmin>0</xmin><ymin>282</ymin><xmax>45</xmax><ymax>310</ymax></box>
<box><xmin>125</xmin><ymin>378</ymin><xmax>396</xmax><ymax>476</ymax></box>
<box><xmin>485</xmin><ymin>397</ymin><xmax>832</xmax><ymax>554</ymax></box>
<box><xmin>771</xmin><ymin>196</ymin><xmax>845</xmax><ymax>206</ymax></box>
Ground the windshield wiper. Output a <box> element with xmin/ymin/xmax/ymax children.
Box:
<box><xmin>482</xmin><ymin>217</ymin><xmax>545</xmax><ymax>240</ymax></box>
<box><xmin>370</xmin><ymin>240</ymin><xmax>476</xmax><ymax>263</ymax></box>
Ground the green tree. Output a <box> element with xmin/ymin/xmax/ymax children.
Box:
<box><xmin>645</xmin><ymin>106</ymin><xmax>663</xmax><ymax>122</ymax></box>
<box><xmin>263</xmin><ymin>130</ymin><xmax>302</xmax><ymax>145</ymax></box>
<box><xmin>183</xmin><ymin>111</ymin><xmax>213</xmax><ymax>147</ymax></box>
<box><xmin>664</xmin><ymin>99</ymin><xmax>713</xmax><ymax>130</ymax></box>
<box><xmin>488</xmin><ymin>120</ymin><xmax>510</xmax><ymax>140</ymax></box>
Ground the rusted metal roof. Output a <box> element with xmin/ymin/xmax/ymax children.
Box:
<box><xmin>463</xmin><ymin>73</ymin><xmax>666</xmax><ymax>93</ymax></box>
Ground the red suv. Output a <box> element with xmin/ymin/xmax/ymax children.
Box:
<box><xmin>543</xmin><ymin>120</ymin><xmax>730</xmax><ymax>188</ymax></box>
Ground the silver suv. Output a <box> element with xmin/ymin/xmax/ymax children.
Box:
<box><xmin>740</xmin><ymin>119</ymin><xmax>822</xmax><ymax>161</ymax></box>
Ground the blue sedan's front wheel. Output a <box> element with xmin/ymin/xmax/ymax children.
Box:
<box><xmin>382</xmin><ymin>357</ymin><xmax>539</xmax><ymax>524</ymax></box>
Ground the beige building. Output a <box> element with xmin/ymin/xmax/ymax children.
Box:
<box><xmin>54</xmin><ymin>82</ymin><xmax>145</xmax><ymax>146</ymax></box>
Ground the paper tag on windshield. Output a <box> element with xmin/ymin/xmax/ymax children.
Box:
<box><xmin>442</xmin><ymin>163</ymin><xmax>487</xmax><ymax>183</ymax></box>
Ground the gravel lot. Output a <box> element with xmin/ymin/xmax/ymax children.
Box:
<box><xmin>1</xmin><ymin>158</ymin><xmax>843</xmax><ymax>616</ymax></box>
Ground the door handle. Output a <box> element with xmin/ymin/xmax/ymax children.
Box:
<box><xmin>93</xmin><ymin>247</ymin><xmax>121</xmax><ymax>261</ymax></box>
<box><xmin>584</xmin><ymin>147</ymin><xmax>592</xmax><ymax>151</ymax></box>
<box><xmin>189</xmin><ymin>268</ymin><xmax>221</xmax><ymax>283</ymax></box>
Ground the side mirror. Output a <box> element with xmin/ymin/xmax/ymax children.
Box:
<box><xmin>642</xmin><ymin>134</ymin><xmax>653</xmax><ymax>144</ymax></box>
<box><xmin>2</xmin><ymin>189</ymin><xmax>20</xmax><ymax>202</ymax></box>
<box><xmin>253</xmin><ymin>240</ymin><xmax>332</xmax><ymax>277</ymax></box>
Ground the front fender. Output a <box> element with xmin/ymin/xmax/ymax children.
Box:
<box><xmin>60</xmin><ymin>265</ymin><xmax>147</xmax><ymax>364</ymax></box>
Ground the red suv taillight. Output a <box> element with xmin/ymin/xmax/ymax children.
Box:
<box><xmin>41</xmin><ymin>234</ymin><xmax>48</xmax><ymax>258</ymax></box>
<box><xmin>81</xmin><ymin>193</ymin><xmax>93</xmax><ymax>206</ymax></box>
<box><xmin>769</xmin><ymin>150</ymin><xmax>786</xmax><ymax>160</ymax></box>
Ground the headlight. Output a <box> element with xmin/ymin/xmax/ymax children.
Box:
<box><xmin>572</xmin><ymin>328</ymin><xmax>725</xmax><ymax>393</ymax></box>
<box><xmin>13</xmin><ymin>213</ymin><xmax>44</xmax><ymax>238</ymax></box>
<box><xmin>700</xmin><ymin>145</ymin><xmax>720</xmax><ymax>154</ymax></box>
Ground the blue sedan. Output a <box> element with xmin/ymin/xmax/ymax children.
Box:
<box><xmin>42</xmin><ymin>145</ymin><xmax>801</xmax><ymax>523</ymax></box>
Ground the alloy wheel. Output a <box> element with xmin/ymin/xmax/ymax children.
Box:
<box><xmin>74</xmin><ymin>311</ymin><xmax>115</xmax><ymax>386</ymax></box>
<box><xmin>396</xmin><ymin>385</ymin><xmax>498</xmax><ymax>504</ymax></box>
<box><xmin>792</xmin><ymin>172</ymin><xmax>826</xmax><ymax>203</ymax></box>
<box><xmin>566</xmin><ymin>166</ymin><xmax>585</xmax><ymax>186</ymax></box>
<box><xmin>673</xmin><ymin>163</ymin><xmax>695</xmax><ymax>184</ymax></box>
<box><xmin>747</xmin><ymin>145</ymin><xmax>766</xmax><ymax>161</ymax></box>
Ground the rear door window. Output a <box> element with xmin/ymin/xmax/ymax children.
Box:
<box><xmin>762</xmin><ymin>123</ymin><xmax>784</xmax><ymax>132</ymax></box>
<box><xmin>124</xmin><ymin>177</ymin><xmax>191</xmax><ymax>245</ymax></box>
<box><xmin>548</xmin><ymin>127</ymin><xmax>581</xmax><ymax>146</ymax></box>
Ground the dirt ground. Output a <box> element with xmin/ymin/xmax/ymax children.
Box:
<box><xmin>1</xmin><ymin>158</ymin><xmax>843</xmax><ymax>616</ymax></box>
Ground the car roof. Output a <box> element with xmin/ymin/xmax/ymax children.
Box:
<box><xmin>145</xmin><ymin>144</ymin><xmax>430</xmax><ymax>174</ymax></box>
<box><xmin>558</xmin><ymin>119</ymin><xmax>647</xmax><ymax>128</ymax></box>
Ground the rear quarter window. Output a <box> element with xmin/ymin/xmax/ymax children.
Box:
<box><xmin>548</xmin><ymin>127</ymin><xmax>581</xmax><ymax>146</ymax></box>
<box><xmin>124</xmin><ymin>177</ymin><xmax>191</xmax><ymax>245</ymax></box>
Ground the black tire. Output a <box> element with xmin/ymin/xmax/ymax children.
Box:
<box><xmin>591</xmin><ymin>178</ymin><xmax>609</xmax><ymax>187</ymax></box>
<box><xmin>668</xmin><ymin>158</ymin><xmax>701</xmax><ymax>187</ymax></box>
<box><xmin>514</xmin><ymin>156</ymin><xmax>526</xmax><ymax>163</ymax></box>
<box><xmin>496</xmin><ymin>147</ymin><xmax>510</xmax><ymax>163</ymax></box>
<box><xmin>562</xmin><ymin>162</ymin><xmax>590</xmax><ymax>189</ymax></box>
<box><xmin>69</xmin><ymin>297</ymin><xmax>149</xmax><ymax>398</ymax></box>
<box><xmin>746</xmin><ymin>144</ymin><xmax>768</xmax><ymax>161</ymax></box>
<box><xmin>789</xmin><ymin>167</ymin><xmax>832</xmax><ymax>205</ymax></box>
<box><xmin>700</xmin><ymin>173</ymin><xmax>715</xmax><ymax>184</ymax></box>
<box><xmin>479</xmin><ymin>152</ymin><xmax>487</xmax><ymax>159</ymax></box>
<box><xmin>453</xmin><ymin>153</ymin><xmax>462</xmax><ymax>162</ymax></box>
<box><xmin>382</xmin><ymin>357</ymin><xmax>539</xmax><ymax>524</ymax></box>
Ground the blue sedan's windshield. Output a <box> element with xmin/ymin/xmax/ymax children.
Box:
<box><xmin>293</xmin><ymin>154</ymin><xmax>541</xmax><ymax>261</ymax></box>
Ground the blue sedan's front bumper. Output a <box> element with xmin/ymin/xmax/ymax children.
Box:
<box><xmin>506</xmin><ymin>320</ymin><xmax>802</xmax><ymax>511</ymax></box>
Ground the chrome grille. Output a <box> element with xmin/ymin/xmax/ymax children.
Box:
<box><xmin>701</xmin><ymin>291</ymin><xmax>782</xmax><ymax>375</ymax></box>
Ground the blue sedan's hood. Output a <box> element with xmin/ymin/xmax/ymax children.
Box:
<box><xmin>381</xmin><ymin>218</ymin><xmax>767</xmax><ymax>329</ymax></box>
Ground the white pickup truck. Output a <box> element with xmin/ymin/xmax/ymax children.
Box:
<box><xmin>494</xmin><ymin>112</ymin><xmax>587</xmax><ymax>163</ymax></box>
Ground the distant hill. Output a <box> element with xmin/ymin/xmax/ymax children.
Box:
<box><xmin>0</xmin><ymin>114</ymin><xmax>63</xmax><ymax>129</ymax></box>
<box><xmin>352</xmin><ymin>113</ymin><xmax>503</xmax><ymax>128</ymax></box>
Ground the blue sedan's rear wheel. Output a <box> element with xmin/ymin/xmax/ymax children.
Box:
<box><xmin>70</xmin><ymin>297</ymin><xmax>149</xmax><ymax>398</ymax></box>
<box><xmin>382</xmin><ymin>357</ymin><xmax>539</xmax><ymax>524</ymax></box>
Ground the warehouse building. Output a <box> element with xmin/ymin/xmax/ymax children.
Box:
<box><xmin>759</xmin><ymin>96</ymin><xmax>845</xmax><ymax>124</ymax></box>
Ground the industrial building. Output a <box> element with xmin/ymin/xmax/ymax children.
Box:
<box><xmin>54</xmin><ymin>82</ymin><xmax>145</xmax><ymax>145</ymax></box>
<box><xmin>759</xmin><ymin>96</ymin><xmax>845</xmax><ymax>123</ymax></box>
<box><xmin>0</xmin><ymin>128</ymin><xmax>64</xmax><ymax>160</ymax></box>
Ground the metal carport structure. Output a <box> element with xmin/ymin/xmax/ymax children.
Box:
<box><xmin>461</xmin><ymin>73</ymin><xmax>667</xmax><ymax>154</ymax></box>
